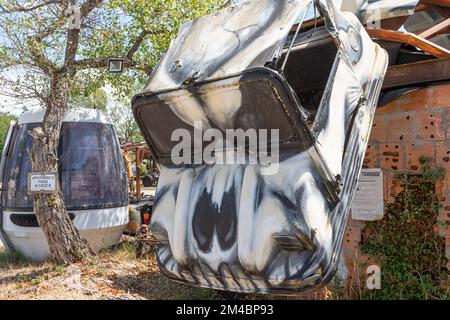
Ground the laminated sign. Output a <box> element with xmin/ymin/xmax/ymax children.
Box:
<box><xmin>27</xmin><ymin>172</ymin><xmax>58</xmax><ymax>194</ymax></box>
<box><xmin>352</xmin><ymin>169</ymin><xmax>384</xmax><ymax>221</ymax></box>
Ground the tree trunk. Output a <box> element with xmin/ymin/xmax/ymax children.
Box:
<box><xmin>31</xmin><ymin>72</ymin><xmax>94</xmax><ymax>264</ymax></box>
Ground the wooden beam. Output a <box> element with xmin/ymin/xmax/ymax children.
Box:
<box><xmin>435</xmin><ymin>6</ymin><xmax>450</xmax><ymax>18</ymax></box>
<box><xmin>419</xmin><ymin>17</ymin><xmax>450</xmax><ymax>38</ymax></box>
<box><xmin>365</xmin><ymin>28</ymin><xmax>450</xmax><ymax>58</ymax></box>
<box><xmin>383</xmin><ymin>57</ymin><xmax>450</xmax><ymax>89</ymax></box>
<box><xmin>416</xmin><ymin>3</ymin><xmax>432</xmax><ymax>11</ymax></box>
<box><xmin>420</xmin><ymin>0</ymin><xmax>450</xmax><ymax>8</ymax></box>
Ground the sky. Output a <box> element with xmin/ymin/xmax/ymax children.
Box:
<box><xmin>0</xmin><ymin>66</ymin><xmax>43</xmax><ymax>116</ymax></box>
<box><xmin>0</xmin><ymin>66</ymin><xmax>120</xmax><ymax>118</ymax></box>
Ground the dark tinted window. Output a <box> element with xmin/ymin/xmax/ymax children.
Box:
<box><xmin>135</xmin><ymin>74</ymin><xmax>304</xmax><ymax>158</ymax></box>
<box><xmin>3</xmin><ymin>122</ymin><xmax>127</xmax><ymax>209</ymax></box>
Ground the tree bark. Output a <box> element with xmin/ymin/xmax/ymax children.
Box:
<box><xmin>31</xmin><ymin>72</ymin><xmax>94</xmax><ymax>264</ymax></box>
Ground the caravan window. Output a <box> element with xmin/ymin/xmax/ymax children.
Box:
<box><xmin>3</xmin><ymin>122</ymin><xmax>127</xmax><ymax>209</ymax></box>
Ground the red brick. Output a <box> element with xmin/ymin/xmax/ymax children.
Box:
<box><xmin>444</xmin><ymin>172</ymin><xmax>450</xmax><ymax>194</ymax></box>
<box><xmin>405</xmin><ymin>142</ymin><xmax>435</xmax><ymax>172</ymax></box>
<box><xmin>378</xmin><ymin>143</ymin><xmax>405</xmax><ymax>172</ymax></box>
<box><xmin>415</xmin><ymin>111</ymin><xmax>445</xmax><ymax>141</ymax></box>
<box><xmin>435</xmin><ymin>141</ymin><xmax>450</xmax><ymax>170</ymax></box>
<box><xmin>369</xmin><ymin>114</ymin><xmax>387</xmax><ymax>141</ymax></box>
<box><xmin>362</xmin><ymin>143</ymin><xmax>377</xmax><ymax>169</ymax></box>
<box><xmin>378</xmin><ymin>99</ymin><xmax>398</xmax><ymax>113</ymax></box>
<box><xmin>431</xmin><ymin>83</ymin><xmax>450</xmax><ymax>108</ymax></box>
<box><xmin>385</xmin><ymin>112</ymin><xmax>415</xmax><ymax>142</ymax></box>
<box><xmin>397</xmin><ymin>87</ymin><xmax>431</xmax><ymax>112</ymax></box>
<box><xmin>384</xmin><ymin>172</ymin><xmax>399</xmax><ymax>203</ymax></box>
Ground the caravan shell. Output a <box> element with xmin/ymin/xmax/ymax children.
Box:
<box><xmin>0</xmin><ymin>108</ymin><xmax>129</xmax><ymax>262</ymax></box>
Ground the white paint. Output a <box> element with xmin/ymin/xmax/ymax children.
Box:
<box><xmin>147</xmin><ymin>0</ymin><xmax>312</xmax><ymax>92</ymax></box>
<box><xmin>172</xmin><ymin>169</ymin><xmax>195</xmax><ymax>266</ymax></box>
<box><xmin>166</xmin><ymin>91</ymin><xmax>212</xmax><ymax>128</ymax></box>
<box><xmin>18</xmin><ymin>108</ymin><xmax>113</xmax><ymax>125</ymax></box>
<box><xmin>298</xmin><ymin>172</ymin><xmax>332</xmax><ymax>252</ymax></box>
<box><xmin>28</xmin><ymin>173</ymin><xmax>57</xmax><ymax>193</ymax></box>
<box><xmin>144</xmin><ymin>0</ymin><xmax>390</xmax><ymax>293</ymax></box>
<box><xmin>237</xmin><ymin>165</ymin><xmax>258</xmax><ymax>271</ymax></box>
<box><xmin>2</xmin><ymin>206</ymin><xmax>128</xmax><ymax>262</ymax></box>
<box><xmin>201</xmin><ymin>81</ymin><xmax>242</xmax><ymax>130</ymax></box>
<box><xmin>315</xmin><ymin>58</ymin><xmax>364</xmax><ymax>177</ymax></box>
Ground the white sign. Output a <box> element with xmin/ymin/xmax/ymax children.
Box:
<box><xmin>28</xmin><ymin>172</ymin><xmax>58</xmax><ymax>194</ymax></box>
<box><xmin>352</xmin><ymin>169</ymin><xmax>384</xmax><ymax>221</ymax></box>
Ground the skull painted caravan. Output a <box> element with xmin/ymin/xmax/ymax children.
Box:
<box><xmin>132</xmin><ymin>0</ymin><xmax>389</xmax><ymax>294</ymax></box>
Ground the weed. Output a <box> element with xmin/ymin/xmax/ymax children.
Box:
<box><xmin>55</xmin><ymin>265</ymin><xmax>66</xmax><ymax>274</ymax></box>
<box><xmin>0</xmin><ymin>250</ymin><xmax>28</xmax><ymax>268</ymax></box>
<box><xmin>360</xmin><ymin>157</ymin><xmax>448</xmax><ymax>300</ymax></box>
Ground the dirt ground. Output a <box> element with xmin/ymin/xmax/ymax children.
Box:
<box><xmin>0</xmin><ymin>237</ymin><xmax>224</xmax><ymax>300</ymax></box>
<box><xmin>0</xmin><ymin>237</ymin><xmax>296</xmax><ymax>300</ymax></box>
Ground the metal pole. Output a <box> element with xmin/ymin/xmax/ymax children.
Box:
<box><xmin>281</xmin><ymin>0</ymin><xmax>313</xmax><ymax>73</ymax></box>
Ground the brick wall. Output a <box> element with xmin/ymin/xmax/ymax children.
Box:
<box><xmin>343</xmin><ymin>82</ymin><xmax>450</xmax><ymax>288</ymax></box>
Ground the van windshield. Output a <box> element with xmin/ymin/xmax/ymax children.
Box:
<box><xmin>3</xmin><ymin>122</ymin><xmax>128</xmax><ymax>209</ymax></box>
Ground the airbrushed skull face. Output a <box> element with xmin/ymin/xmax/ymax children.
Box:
<box><xmin>150</xmin><ymin>150</ymin><xmax>336</xmax><ymax>291</ymax></box>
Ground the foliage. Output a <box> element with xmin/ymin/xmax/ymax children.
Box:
<box><xmin>0</xmin><ymin>0</ymin><xmax>228</xmax><ymax>107</ymax></box>
<box><xmin>108</xmin><ymin>100</ymin><xmax>143</xmax><ymax>143</ymax></box>
<box><xmin>99</xmin><ymin>240</ymin><xmax>137</xmax><ymax>260</ymax></box>
<box><xmin>68</xmin><ymin>72</ymin><xmax>108</xmax><ymax>110</ymax></box>
<box><xmin>69</xmin><ymin>86</ymin><xmax>108</xmax><ymax>111</ymax></box>
<box><xmin>0</xmin><ymin>0</ymin><xmax>228</xmax><ymax>262</ymax></box>
<box><xmin>0</xmin><ymin>250</ymin><xmax>27</xmax><ymax>267</ymax></box>
<box><xmin>0</xmin><ymin>112</ymin><xmax>17</xmax><ymax>151</ymax></box>
<box><xmin>96</xmin><ymin>0</ymin><xmax>227</xmax><ymax>98</ymax></box>
<box><xmin>361</xmin><ymin>157</ymin><xmax>448</xmax><ymax>300</ymax></box>
<box><xmin>54</xmin><ymin>265</ymin><xmax>66</xmax><ymax>274</ymax></box>
<box><xmin>0</xmin><ymin>66</ymin><xmax>49</xmax><ymax>111</ymax></box>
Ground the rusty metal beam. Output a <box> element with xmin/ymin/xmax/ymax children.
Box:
<box><xmin>382</xmin><ymin>57</ymin><xmax>450</xmax><ymax>89</ymax></box>
<box><xmin>366</xmin><ymin>28</ymin><xmax>450</xmax><ymax>58</ymax></box>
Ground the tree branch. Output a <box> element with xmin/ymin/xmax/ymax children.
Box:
<box><xmin>72</xmin><ymin>25</ymin><xmax>159</xmax><ymax>74</ymax></box>
<box><xmin>72</xmin><ymin>57</ymin><xmax>153</xmax><ymax>74</ymax></box>
<box><xmin>0</xmin><ymin>0</ymin><xmax>60</xmax><ymax>13</ymax></box>
<box><xmin>27</xmin><ymin>37</ymin><xmax>57</xmax><ymax>75</ymax></box>
<box><xmin>72</xmin><ymin>57</ymin><xmax>133</xmax><ymax>69</ymax></box>
<box><xmin>127</xmin><ymin>30</ymin><xmax>152</xmax><ymax>59</ymax></box>
<box><xmin>65</xmin><ymin>0</ymin><xmax>103</xmax><ymax>67</ymax></box>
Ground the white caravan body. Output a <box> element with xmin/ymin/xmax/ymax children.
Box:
<box><xmin>0</xmin><ymin>108</ymin><xmax>129</xmax><ymax>262</ymax></box>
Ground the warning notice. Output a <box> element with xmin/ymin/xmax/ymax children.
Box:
<box><xmin>352</xmin><ymin>169</ymin><xmax>384</xmax><ymax>221</ymax></box>
<box><xmin>28</xmin><ymin>172</ymin><xmax>58</xmax><ymax>194</ymax></box>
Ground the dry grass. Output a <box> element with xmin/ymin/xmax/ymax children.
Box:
<box><xmin>0</xmin><ymin>237</ymin><xmax>331</xmax><ymax>300</ymax></box>
<box><xmin>0</xmin><ymin>237</ymin><xmax>222</xmax><ymax>300</ymax></box>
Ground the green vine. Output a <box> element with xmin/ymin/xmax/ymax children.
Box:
<box><xmin>361</xmin><ymin>157</ymin><xmax>448</xmax><ymax>300</ymax></box>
